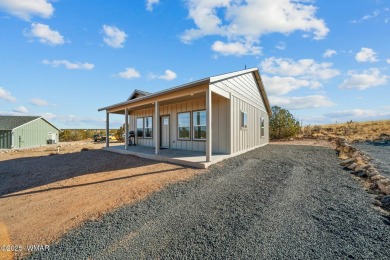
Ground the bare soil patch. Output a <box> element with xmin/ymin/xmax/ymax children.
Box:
<box><xmin>0</xmin><ymin>141</ymin><xmax>203</xmax><ymax>259</ymax></box>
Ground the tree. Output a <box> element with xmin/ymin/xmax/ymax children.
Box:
<box><xmin>269</xmin><ymin>106</ymin><xmax>300</xmax><ymax>139</ymax></box>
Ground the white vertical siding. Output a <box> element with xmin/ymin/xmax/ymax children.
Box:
<box><xmin>129</xmin><ymin>98</ymin><xmax>206</xmax><ymax>152</ymax></box>
<box><xmin>212</xmin><ymin>93</ymin><xmax>229</xmax><ymax>154</ymax></box>
<box><xmin>211</xmin><ymin>72</ymin><xmax>266</xmax><ymax>111</ymax></box>
<box><xmin>230</xmin><ymin>94</ymin><xmax>269</xmax><ymax>154</ymax></box>
<box><xmin>128</xmin><ymin>95</ymin><xmax>230</xmax><ymax>153</ymax></box>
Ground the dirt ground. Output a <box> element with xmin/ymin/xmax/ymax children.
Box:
<box><xmin>0</xmin><ymin>141</ymin><xmax>204</xmax><ymax>259</ymax></box>
<box><xmin>270</xmin><ymin>138</ymin><xmax>335</xmax><ymax>149</ymax></box>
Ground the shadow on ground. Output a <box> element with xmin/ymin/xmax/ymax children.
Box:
<box><xmin>0</xmin><ymin>150</ymin><xmax>158</xmax><ymax>197</ymax></box>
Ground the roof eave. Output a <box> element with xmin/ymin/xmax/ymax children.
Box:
<box><xmin>98</xmin><ymin>78</ymin><xmax>210</xmax><ymax>112</ymax></box>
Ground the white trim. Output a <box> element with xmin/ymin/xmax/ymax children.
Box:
<box><xmin>177</xmin><ymin>111</ymin><xmax>191</xmax><ymax>140</ymax></box>
<box><xmin>154</xmin><ymin>102</ymin><xmax>159</xmax><ymax>155</ymax></box>
<box><xmin>210</xmin><ymin>68</ymin><xmax>257</xmax><ymax>83</ymax></box>
<box><xmin>192</xmin><ymin>110</ymin><xmax>207</xmax><ymax>141</ymax></box>
<box><xmin>106</xmin><ymin>112</ymin><xmax>110</xmax><ymax>148</ymax></box>
<box><xmin>125</xmin><ymin>109</ymin><xmax>129</xmax><ymax>150</ymax></box>
<box><xmin>206</xmin><ymin>89</ymin><xmax>212</xmax><ymax>162</ymax></box>
<box><xmin>210</xmin><ymin>85</ymin><xmax>230</xmax><ymax>99</ymax></box>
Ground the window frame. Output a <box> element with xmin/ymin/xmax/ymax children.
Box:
<box><xmin>260</xmin><ymin>116</ymin><xmax>265</xmax><ymax>137</ymax></box>
<box><xmin>192</xmin><ymin>110</ymin><xmax>207</xmax><ymax>141</ymax></box>
<box><xmin>144</xmin><ymin>116</ymin><xmax>153</xmax><ymax>139</ymax></box>
<box><xmin>177</xmin><ymin>112</ymin><xmax>191</xmax><ymax>140</ymax></box>
<box><xmin>241</xmin><ymin>111</ymin><xmax>248</xmax><ymax>129</ymax></box>
<box><xmin>136</xmin><ymin>117</ymin><xmax>144</xmax><ymax>138</ymax></box>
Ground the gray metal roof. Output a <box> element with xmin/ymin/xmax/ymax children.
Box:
<box><xmin>98</xmin><ymin>68</ymin><xmax>272</xmax><ymax>116</ymax></box>
<box><xmin>0</xmin><ymin>116</ymin><xmax>40</xmax><ymax>130</ymax></box>
<box><xmin>0</xmin><ymin>116</ymin><xmax>61</xmax><ymax>131</ymax></box>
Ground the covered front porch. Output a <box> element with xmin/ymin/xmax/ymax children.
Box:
<box><xmin>103</xmin><ymin>144</ymin><xmax>231</xmax><ymax>169</ymax></box>
<box><xmin>101</xmin><ymin>80</ymin><xmax>232</xmax><ymax>164</ymax></box>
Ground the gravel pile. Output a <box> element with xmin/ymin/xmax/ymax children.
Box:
<box><xmin>29</xmin><ymin>145</ymin><xmax>390</xmax><ymax>259</ymax></box>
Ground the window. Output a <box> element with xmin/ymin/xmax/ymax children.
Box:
<box><xmin>241</xmin><ymin>111</ymin><xmax>248</xmax><ymax>129</ymax></box>
<box><xmin>144</xmin><ymin>117</ymin><xmax>153</xmax><ymax>138</ymax></box>
<box><xmin>260</xmin><ymin>117</ymin><xmax>265</xmax><ymax>137</ymax></box>
<box><xmin>178</xmin><ymin>112</ymin><xmax>190</xmax><ymax>139</ymax></box>
<box><xmin>136</xmin><ymin>118</ymin><xmax>143</xmax><ymax>137</ymax></box>
<box><xmin>193</xmin><ymin>110</ymin><xmax>206</xmax><ymax>140</ymax></box>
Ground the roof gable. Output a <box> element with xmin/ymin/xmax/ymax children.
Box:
<box><xmin>127</xmin><ymin>89</ymin><xmax>152</xmax><ymax>101</ymax></box>
<box><xmin>0</xmin><ymin>116</ymin><xmax>40</xmax><ymax>130</ymax></box>
<box><xmin>0</xmin><ymin>116</ymin><xmax>61</xmax><ymax>131</ymax></box>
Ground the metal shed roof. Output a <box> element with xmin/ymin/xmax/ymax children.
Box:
<box><xmin>0</xmin><ymin>116</ymin><xmax>60</xmax><ymax>131</ymax></box>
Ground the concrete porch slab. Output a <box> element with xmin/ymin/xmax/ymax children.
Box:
<box><xmin>103</xmin><ymin>145</ymin><xmax>230</xmax><ymax>169</ymax></box>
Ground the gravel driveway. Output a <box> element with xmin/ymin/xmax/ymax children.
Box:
<box><xmin>29</xmin><ymin>145</ymin><xmax>390</xmax><ymax>259</ymax></box>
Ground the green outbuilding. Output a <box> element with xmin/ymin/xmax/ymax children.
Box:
<box><xmin>0</xmin><ymin>116</ymin><xmax>60</xmax><ymax>149</ymax></box>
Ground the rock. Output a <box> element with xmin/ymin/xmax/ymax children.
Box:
<box><xmin>371</xmin><ymin>175</ymin><xmax>386</xmax><ymax>181</ymax></box>
<box><xmin>81</xmin><ymin>148</ymin><xmax>89</xmax><ymax>151</ymax></box>
<box><xmin>377</xmin><ymin>179</ymin><xmax>390</xmax><ymax>195</ymax></box>
<box><xmin>373</xmin><ymin>200</ymin><xmax>382</xmax><ymax>207</ymax></box>
<box><xmin>355</xmin><ymin>164</ymin><xmax>370</xmax><ymax>172</ymax></box>
<box><xmin>367</xmin><ymin>170</ymin><xmax>379</xmax><ymax>178</ymax></box>
<box><xmin>381</xmin><ymin>195</ymin><xmax>390</xmax><ymax>210</ymax></box>
<box><xmin>347</xmin><ymin>163</ymin><xmax>358</xmax><ymax>170</ymax></box>
<box><xmin>352</xmin><ymin>151</ymin><xmax>361</xmax><ymax>158</ymax></box>
<box><xmin>357</xmin><ymin>171</ymin><xmax>368</xmax><ymax>178</ymax></box>
<box><xmin>340</xmin><ymin>158</ymin><xmax>355</xmax><ymax>166</ymax></box>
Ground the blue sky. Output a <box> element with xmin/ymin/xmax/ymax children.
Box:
<box><xmin>0</xmin><ymin>0</ymin><xmax>389</xmax><ymax>129</ymax></box>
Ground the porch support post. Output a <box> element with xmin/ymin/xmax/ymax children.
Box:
<box><xmin>106</xmin><ymin>112</ymin><xmax>109</xmax><ymax>148</ymax></box>
<box><xmin>125</xmin><ymin>108</ymin><xmax>129</xmax><ymax>150</ymax></box>
<box><xmin>206</xmin><ymin>88</ymin><xmax>212</xmax><ymax>162</ymax></box>
<box><xmin>154</xmin><ymin>101</ymin><xmax>160</xmax><ymax>155</ymax></box>
<box><xmin>229</xmin><ymin>93</ymin><xmax>233</xmax><ymax>154</ymax></box>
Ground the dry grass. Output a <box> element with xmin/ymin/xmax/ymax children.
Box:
<box><xmin>300</xmin><ymin>120</ymin><xmax>390</xmax><ymax>142</ymax></box>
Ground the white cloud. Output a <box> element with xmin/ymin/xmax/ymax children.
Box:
<box><xmin>323</xmin><ymin>49</ymin><xmax>337</xmax><ymax>58</ymax></box>
<box><xmin>0</xmin><ymin>0</ymin><xmax>54</xmax><ymax>20</ymax></box>
<box><xmin>352</xmin><ymin>10</ymin><xmax>381</xmax><ymax>23</ymax></box>
<box><xmin>25</xmin><ymin>23</ymin><xmax>64</xmax><ymax>46</ymax></box>
<box><xmin>146</xmin><ymin>0</ymin><xmax>159</xmax><ymax>11</ymax></box>
<box><xmin>42</xmin><ymin>59</ymin><xmax>94</xmax><ymax>70</ymax></box>
<box><xmin>339</xmin><ymin>68</ymin><xmax>388</xmax><ymax>90</ymax></box>
<box><xmin>13</xmin><ymin>106</ymin><xmax>28</xmax><ymax>113</ymax></box>
<box><xmin>116</xmin><ymin>68</ymin><xmax>141</xmax><ymax>79</ymax></box>
<box><xmin>0</xmin><ymin>87</ymin><xmax>16</xmax><ymax>102</ymax></box>
<box><xmin>262</xmin><ymin>75</ymin><xmax>320</xmax><ymax>96</ymax></box>
<box><xmin>276</xmin><ymin>42</ymin><xmax>286</xmax><ymax>50</ymax></box>
<box><xmin>261</xmin><ymin>57</ymin><xmax>340</xmax><ymax>80</ymax></box>
<box><xmin>181</xmin><ymin>0</ymin><xmax>329</xmax><ymax>55</ymax></box>
<box><xmin>159</xmin><ymin>70</ymin><xmax>177</xmax><ymax>80</ymax></box>
<box><xmin>355</xmin><ymin>47</ymin><xmax>378</xmax><ymax>63</ymax></box>
<box><xmin>324</xmin><ymin>109</ymin><xmax>390</xmax><ymax>120</ymax></box>
<box><xmin>211</xmin><ymin>41</ymin><xmax>261</xmax><ymax>56</ymax></box>
<box><xmin>102</xmin><ymin>25</ymin><xmax>127</xmax><ymax>48</ymax></box>
<box><xmin>386</xmin><ymin>59</ymin><xmax>390</xmax><ymax>64</ymax></box>
<box><xmin>30</xmin><ymin>98</ymin><xmax>48</xmax><ymax>106</ymax></box>
<box><xmin>269</xmin><ymin>95</ymin><xmax>335</xmax><ymax>110</ymax></box>
<box><xmin>149</xmin><ymin>70</ymin><xmax>178</xmax><ymax>80</ymax></box>
<box><xmin>41</xmin><ymin>112</ymin><xmax>56</xmax><ymax>120</ymax></box>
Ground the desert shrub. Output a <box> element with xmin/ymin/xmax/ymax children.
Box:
<box><xmin>115</xmin><ymin>124</ymin><xmax>125</xmax><ymax>142</ymax></box>
<box><xmin>270</xmin><ymin>106</ymin><xmax>300</xmax><ymax>140</ymax></box>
